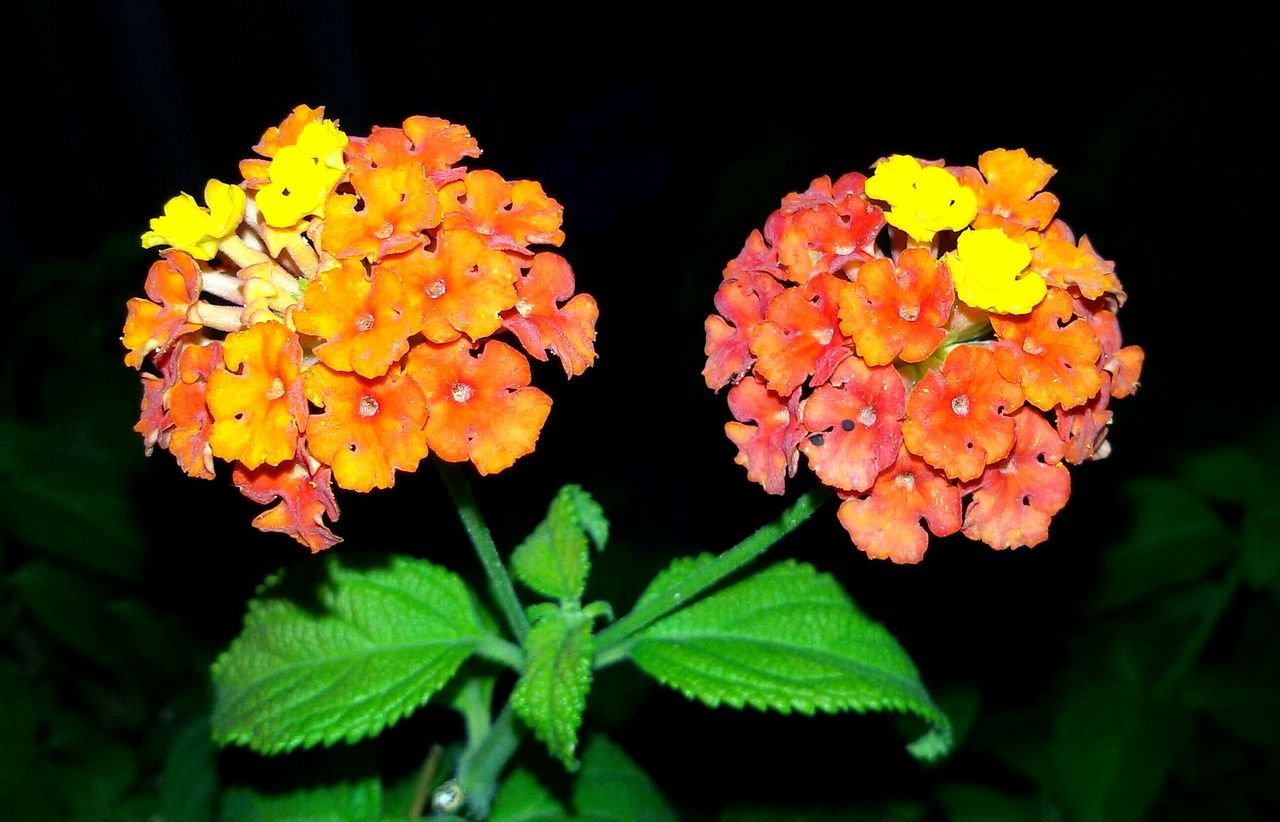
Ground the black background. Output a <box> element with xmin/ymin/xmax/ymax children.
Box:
<box><xmin>3</xmin><ymin>3</ymin><xmax>1278</xmax><ymax>816</ymax></box>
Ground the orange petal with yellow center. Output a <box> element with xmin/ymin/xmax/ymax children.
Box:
<box><xmin>293</xmin><ymin>258</ymin><xmax>415</xmax><ymax>378</ymax></box>
<box><xmin>963</xmin><ymin>409</ymin><xmax>1071</xmax><ymax>550</ymax></box>
<box><xmin>233</xmin><ymin>460</ymin><xmax>342</xmax><ymax>553</ymax></box>
<box><xmin>304</xmin><ymin>362</ymin><xmax>429</xmax><ymax>492</ymax></box>
<box><xmin>438</xmin><ymin>170</ymin><xmax>565</xmax><ymax>250</ymax></box>
<box><xmin>322</xmin><ymin>163</ymin><xmax>440</xmax><ymax>261</ymax></box>
<box><xmin>207</xmin><ymin>322</ymin><xmax>308</xmax><ymax>469</ymax></box>
<box><xmin>379</xmin><ymin>229</ymin><xmax>518</xmax><ymax>344</ymax></box>
<box><xmin>503</xmin><ymin>252</ymin><xmax>599</xmax><ymax>378</ymax></box>
<box><xmin>837</xmin><ymin>445</ymin><xmax>962</xmax><ymax>564</ymax></box>
<box><xmin>405</xmin><ymin>339</ymin><xmax>552</xmax><ymax>475</ymax></box>
<box><xmin>800</xmin><ymin>357</ymin><xmax>906</xmax><ymax>493</ymax></box>
<box><xmin>723</xmin><ymin>375</ymin><xmax>803</xmax><ymax>495</ymax></box>
<box><xmin>838</xmin><ymin>249</ymin><xmax>953</xmax><ymax>367</ymax></box>
<box><xmin>122</xmin><ymin>251</ymin><xmax>202</xmax><ymax>368</ymax></box>
<box><xmin>749</xmin><ymin>273</ymin><xmax>852</xmax><ymax>396</ymax></box>
<box><xmin>992</xmin><ymin>288</ymin><xmax>1103</xmax><ymax>411</ymax></box>
<box><xmin>166</xmin><ymin>342</ymin><xmax>223</xmax><ymax>479</ymax></box>
<box><xmin>955</xmin><ymin>148</ymin><xmax>1060</xmax><ymax>238</ymax></box>
<box><xmin>903</xmin><ymin>344</ymin><xmax>1024</xmax><ymax>481</ymax></box>
<box><xmin>704</xmin><ymin>270</ymin><xmax>784</xmax><ymax>390</ymax></box>
<box><xmin>349</xmin><ymin>116</ymin><xmax>480</xmax><ymax>177</ymax></box>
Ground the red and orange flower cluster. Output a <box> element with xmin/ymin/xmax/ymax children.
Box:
<box><xmin>124</xmin><ymin>105</ymin><xmax>596</xmax><ymax>551</ymax></box>
<box><xmin>705</xmin><ymin>150</ymin><xmax>1142</xmax><ymax>563</ymax></box>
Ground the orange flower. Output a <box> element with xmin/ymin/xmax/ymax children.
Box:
<box><xmin>837</xmin><ymin>446</ymin><xmax>962</xmax><ymax>564</ymax></box>
<box><xmin>773</xmin><ymin>200</ymin><xmax>883</xmax><ymax>282</ymax></box>
<box><xmin>903</xmin><ymin>344</ymin><xmax>1023</xmax><ymax>481</ymax></box>
<box><xmin>963</xmin><ymin>409</ymin><xmax>1071</xmax><ymax>549</ymax></box>
<box><xmin>723</xmin><ymin>375</ymin><xmax>803</xmax><ymax>495</ymax></box>
<box><xmin>837</xmin><ymin>248</ymin><xmax>953</xmax><ymax>367</ymax></box>
<box><xmin>292</xmin><ymin>258</ymin><xmax>415</xmax><ymax>378</ymax></box>
<box><xmin>1056</xmin><ymin>375</ymin><xmax>1113</xmax><ymax>465</ymax></box>
<box><xmin>304</xmin><ymin>362</ymin><xmax>429</xmax><ymax>491</ymax></box>
<box><xmin>503</xmin><ymin>252</ymin><xmax>599</xmax><ymax>378</ymax></box>
<box><xmin>233</xmin><ymin>460</ymin><xmax>342</xmax><ymax>553</ymax></box>
<box><xmin>379</xmin><ymin>229</ymin><xmax>518</xmax><ymax>344</ymax></box>
<box><xmin>956</xmin><ymin>148</ymin><xmax>1060</xmax><ymax>238</ymax></box>
<box><xmin>1074</xmin><ymin>296</ymin><xmax>1144</xmax><ymax>400</ymax></box>
<box><xmin>749</xmin><ymin>273</ymin><xmax>851</xmax><ymax>396</ymax></box>
<box><xmin>166</xmin><ymin>342</ymin><xmax>223</xmax><ymax>479</ymax></box>
<box><xmin>207</xmin><ymin>322</ymin><xmax>308</xmax><ymax>469</ymax></box>
<box><xmin>349</xmin><ymin>115</ymin><xmax>480</xmax><ymax>180</ymax></box>
<box><xmin>800</xmin><ymin>357</ymin><xmax>905</xmax><ymax>493</ymax></box>
<box><xmin>992</xmin><ymin>288</ymin><xmax>1103</xmax><ymax>411</ymax></box>
<box><xmin>1032</xmin><ymin>220</ymin><xmax>1125</xmax><ymax>302</ymax></box>
<box><xmin>134</xmin><ymin>363</ymin><xmax>173</xmax><ymax>455</ymax></box>
<box><xmin>122</xmin><ymin>251</ymin><xmax>202</xmax><ymax>368</ymax></box>
<box><xmin>704</xmin><ymin>270</ymin><xmax>784</xmax><ymax>390</ymax></box>
<box><xmin>438</xmin><ymin>170</ymin><xmax>565</xmax><ymax>250</ymax></box>
<box><xmin>723</xmin><ymin>228</ymin><xmax>782</xmax><ymax>281</ymax></box>
<box><xmin>405</xmin><ymin>339</ymin><xmax>552</xmax><ymax>475</ymax></box>
<box><xmin>779</xmin><ymin>173</ymin><xmax>872</xmax><ymax>215</ymax></box>
<box><xmin>322</xmin><ymin>163</ymin><xmax>440</xmax><ymax>261</ymax></box>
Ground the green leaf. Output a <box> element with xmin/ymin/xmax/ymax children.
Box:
<box><xmin>511</xmin><ymin>609</ymin><xmax>595</xmax><ymax>767</ymax></box>
<box><xmin>933</xmin><ymin>783</ymin><xmax>1044</xmax><ymax>822</ymax></box>
<box><xmin>161</xmin><ymin>716</ymin><xmax>218</xmax><ymax>822</ymax></box>
<box><xmin>511</xmin><ymin>485</ymin><xmax>607</xmax><ymax>602</ymax></box>
<box><xmin>1091</xmin><ymin>478</ymin><xmax>1235</xmax><ymax>609</ymax></box>
<box><xmin>8</xmin><ymin>560</ymin><xmax>128</xmax><ymax>674</ymax></box>
<box><xmin>1182</xmin><ymin>665</ymin><xmax>1280</xmax><ymax>748</ymax></box>
<box><xmin>1178</xmin><ymin>446</ymin><xmax>1279</xmax><ymax>508</ymax></box>
<box><xmin>573</xmin><ymin>735</ymin><xmax>675</xmax><ymax>821</ymax></box>
<box><xmin>220</xmin><ymin>775</ymin><xmax>382</xmax><ymax>822</ymax></box>
<box><xmin>0</xmin><ymin>661</ymin><xmax>51</xmax><ymax>819</ymax></box>
<box><xmin>1242</xmin><ymin>501</ymin><xmax>1280</xmax><ymax>589</ymax></box>
<box><xmin>629</xmin><ymin>559</ymin><xmax>952</xmax><ymax>760</ymax></box>
<box><xmin>490</xmin><ymin>768</ymin><xmax>568</xmax><ymax>821</ymax></box>
<box><xmin>212</xmin><ymin>554</ymin><xmax>491</xmax><ymax>754</ymax></box>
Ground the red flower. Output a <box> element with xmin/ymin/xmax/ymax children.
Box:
<box><xmin>704</xmin><ymin>270</ymin><xmax>785</xmax><ymax>390</ymax></box>
<box><xmin>749</xmin><ymin>273</ymin><xmax>851</xmax><ymax>396</ymax></box>
<box><xmin>503</xmin><ymin>252</ymin><xmax>599</xmax><ymax>378</ymax></box>
<box><xmin>233</xmin><ymin>460</ymin><xmax>342</xmax><ymax>553</ymax></box>
<box><xmin>837</xmin><ymin>248</ymin><xmax>954</xmax><ymax>367</ymax></box>
<box><xmin>724</xmin><ymin>376</ymin><xmax>803</xmax><ymax>495</ymax></box>
<box><xmin>837</xmin><ymin>446</ymin><xmax>962</xmax><ymax>564</ymax></box>
<box><xmin>800</xmin><ymin>357</ymin><xmax>905</xmax><ymax>493</ymax></box>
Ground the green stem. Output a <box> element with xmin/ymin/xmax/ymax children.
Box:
<box><xmin>456</xmin><ymin>702</ymin><xmax>524</xmax><ymax>818</ymax></box>
<box><xmin>437</xmin><ymin>461</ymin><xmax>529</xmax><ymax>642</ymax></box>
<box><xmin>1156</xmin><ymin>558</ymin><xmax>1244</xmax><ymax>700</ymax></box>
<box><xmin>593</xmin><ymin>486</ymin><xmax>834</xmax><ymax>665</ymax></box>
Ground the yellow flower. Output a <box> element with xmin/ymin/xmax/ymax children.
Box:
<box><xmin>141</xmin><ymin>179</ymin><xmax>246</xmax><ymax>260</ymax></box>
<box><xmin>944</xmin><ymin>228</ymin><xmax>1046</xmax><ymax>315</ymax></box>
<box><xmin>256</xmin><ymin>120</ymin><xmax>349</xmax><ymax>228</ymax></box>
<box><xmin>865</xmin><ymin>155</ymin><xmax>978</xmax><ymax>243</ymax></box>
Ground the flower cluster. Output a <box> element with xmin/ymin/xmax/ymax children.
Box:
<box><xmin>125</xmin><ymin>105</ymin><xmax>597</xmax><ymax>551</ymax></box>
<box><xmin>705</xmin><ymin>150</ymin><xmax>1142</xmax><ymax>563</ymax></box>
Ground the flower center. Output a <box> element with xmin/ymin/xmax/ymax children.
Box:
<box><xmin>516</xmin><ymin>298</ymin><xmax>534</xmax><ymax>318</ymax></box>
<box><xmin>356</xmin><ymin>312</ymin><xmax>375</xmax><ymax>331</ymax></box>
<box><xmin>452</xmin><ymin>382</ymin><xmax>474</xmax><ymax>403</ymax></box>
<box><xmin>894</xmin><ymin>473</ymin><xmax>916</xmax><ymax>490</ymax></box>
<box><xmin>265</xmin><ymin>377</ymin><xmax>285</xmax><ymax>400</ymax></box>
<box><xmin>858</xmin><ymin>406</ymin><xmax>878</xmax><ymax>426</ymax></box>
<box><xmin>814</xmin><ymin>327</ymin><xmax>834</xmax><ymax>346</ymax></box>
<box><xmin>951</xmin><ymin>394</ymin><xmax>971</xmax><ymax>416</ymax></box>
<box><xmin>427</xmin><ymin>280</ymin><xmax>447</xmax><ymax>299</ymax></box>
<box><xmin>1022</xmin><ymin>337</ymin><xmax>1046</xmax><ymax>356</ymax></box>
<box><xmin>358</xmin><ymin>395</ymin><xmax>379</xmax><ymax>417</ymax></box>
<box><xmin>898</xmin><ymin>304</ymin><xmax>920</xmax><ymax>322</ymax></box>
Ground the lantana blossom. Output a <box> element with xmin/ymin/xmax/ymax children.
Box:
<box><xmin>124</xmin><ymin>105</ymin><xmax>596</xmax><ymax>550</ymax></box>
<box><xmin>705</xmin><ymin>152</ymin><xmax>1142</xmax><ymax>562</ymax></box>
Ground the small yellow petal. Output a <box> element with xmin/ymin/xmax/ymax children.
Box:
<box><xmin>865</xmin><ymin>155</ymin><xmax>979</xmax><ymax>243</ymax></box>
<box><xmin>140</xmin><ymin>183</ymin><xmax>244</xmax><ymax>260</ymax></box>
<box><xmin>256</xmin><ymin>120</ymin><xmax>349</xmax><ymax>228</ymax></box>
<box><xmin>944</xmin><ymin>228</ymin><xmax>1045</xmax><ymax>314</ymax></box>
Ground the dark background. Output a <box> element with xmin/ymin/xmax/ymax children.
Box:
<box><xmin>2</xmin><ymin>4</ymin><xmax>1278</xmax><ymax>819</ymax></box>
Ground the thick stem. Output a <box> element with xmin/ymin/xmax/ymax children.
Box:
<box><xmin>455</xmin><ymin>703</ymin><xmax>523</xmax><ymax>818</ymax></box>
<box><xmin>437</xmin><ymin>460</ymin><xmax>529</xmax><ymax>642</ymax></box>
<box><xmin>593</xmin><ymin>486</ymin><xmax>833</xmax><ymax>664</ymax></box>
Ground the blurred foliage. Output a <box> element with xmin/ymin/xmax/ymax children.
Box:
<box><xmin>2</xmin><ymin>236</ymin><xmax>1278</xmax><ymax>820</ymax></box>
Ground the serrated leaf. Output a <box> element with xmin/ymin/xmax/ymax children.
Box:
<box><xmin>511</xmin><ymin>610</ymin><xmax>594</xmax><ymax>767</ymax></box>
<box><xmin>212</xmin><ymin>554</ymin><xmax>490</xmax><ymax>754</ymax></box>
<box><xmin>511</xmin><ymin>485</ymin><xmax>608</xmax><ymax>602</ymax></box>
<box><xmin>573</xmin><ymin>735</ymin><xmax>675</xmax><ymax>821</ymax></box>
<box><xmin>629</xmin><ymin>559</ymin><xmax>952</xmax><ymax>760</ymax></box>
<box><xmin>1092</xmin><ymin>478</ymin><xmax>1235</xmax><ymax>609</ymax></box>
<box><xmin>219</xmin><ymin>775</ymin><xmax>382</xmax><ymax>822</ymax></box>
<box><xmin>490</xmin><ymin>768</ymin><xmax>569</xmax><ymax>821</ymax></box>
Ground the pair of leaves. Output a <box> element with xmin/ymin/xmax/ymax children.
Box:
<box><xmin>510</xmin><ymin>486</ymin><xmax>610</xmax><ymax>768</ymax></box>
<box><xmin>491</xmin><ymin>735</ymin><xmax>676</xmax><ymax>821</ymax></box>
<box><xmin>211</xmin><ymin>554</ymin><xmax>497</xmax><ymax>753</ymax></box>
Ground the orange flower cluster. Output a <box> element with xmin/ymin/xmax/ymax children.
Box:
<box><xmin>705</xmin><ymin>150</ymin><xmax>1142</xmax><ymax>563</ymax></box>
<box><xmin>125</xmin><ymin>106</ymin><xmax>596</xmax><ymax>551</ymax></box>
